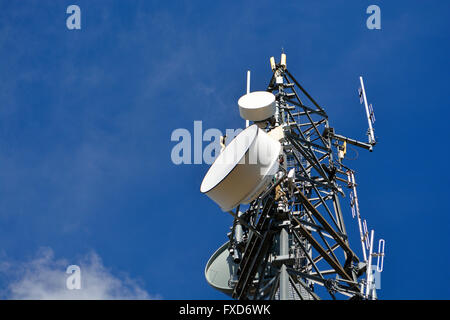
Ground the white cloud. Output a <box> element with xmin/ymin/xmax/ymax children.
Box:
<box><xmin>0</xmin><ymin>248</ymin><xmax>160</xmax><ymax>300</ymax></box>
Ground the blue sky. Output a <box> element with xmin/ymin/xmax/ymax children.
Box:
<box><xmin>0</xmin><ymin>0</ymin><xmax>449</xmax><ymax>299</ymax></box>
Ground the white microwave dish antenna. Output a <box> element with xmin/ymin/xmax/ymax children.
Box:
<box><xmin>200</xmin><ymin>124</ymin><xmax>281</xmax><ymax>211</ymax></box>
<box><xmin>238</xmin><ymin>91</ymin><xmax>276</xmax><ymax>121</ymax></box>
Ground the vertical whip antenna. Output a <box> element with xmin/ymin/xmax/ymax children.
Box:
<box><xmin>245</xmin><ymin>70</ymin><xmax>251</xmax><ymax>128</ymax></box>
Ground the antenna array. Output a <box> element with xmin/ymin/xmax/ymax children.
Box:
<box><xmin>202</xmin><ymin>54</ymin><xmax>385</xmax><ymax>300</ymax></box>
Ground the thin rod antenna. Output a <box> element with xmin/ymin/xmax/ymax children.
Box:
<box><xmin>365</xmin><ymin>230</ymin><xmax>375</xmax><ymax>298</ymax></box>
<box><xmin>246</xmin><ymin>70</ymin><xmax>250</xmax><ymax>128</ymax></box>
<box><xmin>279</xmin><ymin>227</ymin><xmax>289</xmax><ymax>300</ymax></box>
<box><xmin>359</xmin><ymin>76</ymin><xmax>376</xmax><ymax>144</ymax></box>
<box><xmin>348</xmin><ymin>171</ymin><xmax>368</xmax><ymax>261</ymax></box>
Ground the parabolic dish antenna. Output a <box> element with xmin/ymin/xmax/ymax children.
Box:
<box><xmin>238</xmin><ymin>91</ymin><xmax>276</xmax><ymax>121</ymax></box>
<box><xmin>200</xmin><ymin>124</ymin><xmax>281</xmax><ymax>211</ymax></box>
<box><xmin>204</xmin><ymin>242</ymin><xmax>238</xmax><ymax>296</ymax></box>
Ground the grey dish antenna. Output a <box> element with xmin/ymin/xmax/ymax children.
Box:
<box><xmin>205</xmin><ymin>242</ymin><xmax>238</xmax><ymax>296</ymax></box>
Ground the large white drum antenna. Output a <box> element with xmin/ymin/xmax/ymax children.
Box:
<box><xmin>200</xmin><ymin>124</ymin><xmax>281</xmax><ymax>211</ymax></box>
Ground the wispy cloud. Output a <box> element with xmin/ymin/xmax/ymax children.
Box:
<box><xmin>0</xmin><ymin>248</ymin><xmax>159</xmax><ymax>299</ymax></box>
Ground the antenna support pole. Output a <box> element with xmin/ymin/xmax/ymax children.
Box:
<box><xmin>245</xmin><ymin>70</ymin><xmax>251</xmax><ymax>128</ymax></box>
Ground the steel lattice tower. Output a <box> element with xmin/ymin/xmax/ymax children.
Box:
<box><xmin>205</xmin><ymin>54</ymin><xmax>385</xmax><ymax>300</ymax></box>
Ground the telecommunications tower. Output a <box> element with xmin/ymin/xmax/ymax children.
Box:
<box><xmin>201</xmin><ymin>54</ymin><xmax>385</xmax><ymax>300</ymax></box>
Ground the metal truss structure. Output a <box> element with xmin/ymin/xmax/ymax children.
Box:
<box><xmin>225</xmin><ymin>55</ymin><xmax>385</xmax><ymax>300</ymax></box>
